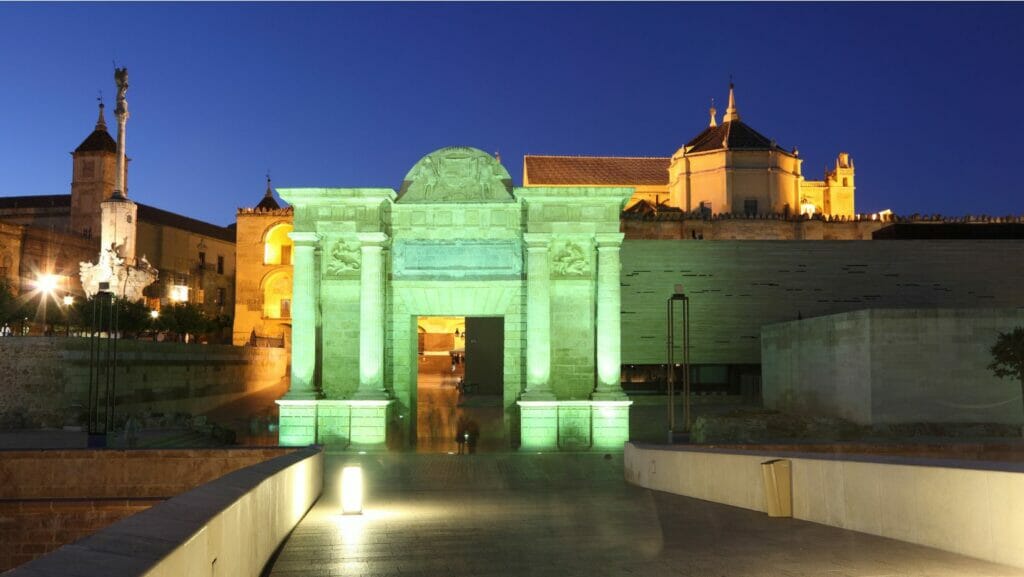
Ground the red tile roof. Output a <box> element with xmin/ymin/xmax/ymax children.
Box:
<box><xmin>524</xmin><ymin>155</ymin><xmax>669</xmax><ymax>186</ymax></box>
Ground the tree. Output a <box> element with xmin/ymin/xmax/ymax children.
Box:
<box><xmin>0</xmin><ymin>278</ymin><xmax>21</xmax><ymax>326</ymax></box>
<box><xmin>989</xmin><ymin>327</ymin><xmax>1024</xmax><ymax>416</ymax></box>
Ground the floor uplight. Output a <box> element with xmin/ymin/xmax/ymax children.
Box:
<box><xmin>341</xmin><ymin>466</ymin><xmax>363</xmax><ymax>515</ymax></box>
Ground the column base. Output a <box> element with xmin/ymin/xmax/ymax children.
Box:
<box><xmin>517</xmin><ymin>399</ymin><xmax>633</xmax><ymax>452</ymax></box>
<box><xmin>276</xmin><ymin>399</ymin><xmax>393</xmax><ymax>449</ymax></box>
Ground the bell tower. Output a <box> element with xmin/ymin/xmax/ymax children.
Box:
<box><xmin>70</xmin><ymin>100</ymin><xmax>118</xmax><ymax>238</ymax></box>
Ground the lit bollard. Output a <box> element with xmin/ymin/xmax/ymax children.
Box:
<box><xmin>341</xmin><ymin>466</ymin><xmax>363</xmax><ymax>515</ymax></box>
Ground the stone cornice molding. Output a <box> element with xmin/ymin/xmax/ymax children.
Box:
<box><xmin>522</xmin><ymin>232</ymin><xmax>551</xmax><ymax>250</ymax></box>
<box><xmin>278</xmin><ymin>188</ymin><xmax>396</xmax><ymax>207</ymax></box>
<box><xmin>595</xmin><ymin>232</ymin><xmax>625</xmax><ymax>249</ymax></box>
<box><xmin>357</xmin><ymin>231</ymin><xmax>390</xmax><ymax>248</ymax></box>
<box><xmin>288</xmin><ymin>231</ymin><xmax>321</xmax><ymax>246</ymax></box>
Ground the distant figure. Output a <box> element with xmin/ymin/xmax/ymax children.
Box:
<box><xmin>466</xmin><ymin>420</ymin><xmax>480</xmax><ymax>454</ymax></box>
<box><xmin>1</xmin><ymin>323</ymin><xmax>10</xmax><ymax>336</ymax></box>
<box><xmin>455</xmin><ymin>427</ymin><xmax>467</xmax><ymax>454</ymax></box>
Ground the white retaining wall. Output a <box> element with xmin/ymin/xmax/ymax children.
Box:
<box><xmin>625</xmin><ymin>443</ymin><xmax>1024</xmax><ymax>569</ymax></box>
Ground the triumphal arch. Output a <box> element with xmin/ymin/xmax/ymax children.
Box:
<box><xmin>276</xmin><ymin>147</ymin><xmax>632</xmax><ymax>451</ymax></box>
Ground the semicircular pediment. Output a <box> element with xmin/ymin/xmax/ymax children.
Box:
<box><xmin>397</xmin><ymin>146</ymin><xmax>514</xmax><ymax>203</ymax></box>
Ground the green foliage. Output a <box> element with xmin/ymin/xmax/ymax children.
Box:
<box><xmin>157</xmin><ymin>302</ymin><xmax>213</xmax><ymax>341</ymax></box>
<box><xmin>0</xmin><ymin>278</ymin><xmax>20</xmax><ymax>324</ymax></box>
<box><xmin>988</xmin><ymin>326</ymin><xmax>1024</xmax><ymax>414</ymax></box>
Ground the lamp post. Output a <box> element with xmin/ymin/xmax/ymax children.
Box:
<box><xmin>666</xmin><ymin>285</ymin><xmax>692</xmax><ymax>443</ymax></box>
<box><xmin>63</xmin><ymin>295</ymin><xmax>74</xmax><ymax>337</ymax></box>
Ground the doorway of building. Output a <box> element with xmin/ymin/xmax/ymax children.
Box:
<box><xmin>415</xmin><ymin>316</ymin><xmax>505</xmax><ymax>452</ymax></box>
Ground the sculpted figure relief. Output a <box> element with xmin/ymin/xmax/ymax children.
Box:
<box><xmin>326</xmin><ymin>240</ymin><xmax>361</xmax><ymax>276</ymax></box>
<box><xmin>399</xmin><ymin>147</ymin><xmax>513</xmax><ymax>203</ymax></box>
<box><xmin>551</xmin><ymin>241</ymin><xmax>589</xmax><ymax>277</ymax></box>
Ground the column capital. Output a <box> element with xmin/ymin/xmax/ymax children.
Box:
<box><xmin>594</xmin><ymin>232</ymin><xmax>625</xmax><ymax>249</ymax></box>
<box><xmin>523</xmin><ymin>232</ymin><xmax>551</xmax><ymax>250</ymax></box>
<box><xmin>288</xmin><ymin>231</ymin><xmax>321</xmax><ymax>247</ymax></box>
<box><xmin>357</xmin><ymin>231</ymin><xmax>390</xmax><ymax>248</ymax></box>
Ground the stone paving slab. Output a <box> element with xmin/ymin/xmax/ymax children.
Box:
<box><xmin>267</xmin><ymin>453</ymin><xmax>1024</xmax><ymax>577</ymax></box>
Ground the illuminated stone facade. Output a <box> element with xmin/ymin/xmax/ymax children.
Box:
<box><xmin>233</xmin><ymin>183</ymin><xmax>294</xmax><ymax>347</ymax></box>
<box><xmin>275</xmin><ymin>147</ymin><xmax>632</xmax><ymax>450</ymax></box>
<box><xmin>525</xmin><ymin>84</ymin><xmax>856</xmax><ymax>218</ymax></box>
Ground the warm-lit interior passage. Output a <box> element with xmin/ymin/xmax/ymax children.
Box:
<box><xmin>415</xmin><ymin>316</ymin><xmax>505</xmax><ymax>452</ymax></box>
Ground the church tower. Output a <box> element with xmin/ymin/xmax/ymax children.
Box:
<box><xmin>70</xmin><ymin>101</ymin><xmax>118</xmax><ymax>238</ymax></box>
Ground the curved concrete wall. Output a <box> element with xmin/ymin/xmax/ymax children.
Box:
<box><xmin>625</xmin><ymin>443</ymin><xmax>1024</xmax><ymax>569</ymax></box>
<box><xmin>7</xmin><ymin>447</ymin><xmax>323</xmax><ymax>577</ymax></box>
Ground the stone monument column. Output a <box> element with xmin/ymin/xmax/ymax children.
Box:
<box><xmin>286</xmin><ymin>231</ymin><xmax>321</xmax><ymax>399</ymax></box>
<box><xmin>355</xmin><ymin>232</ymin><xmax>389</xmax><ymax>399</ymax></box>
<box><xmin>522</xmin><ymin>233</ymin><xmax>554</xmax><ymax>400</ymax></box>
<box><xmin>593</xmin><ymin>233</ymin><xmax>626</xmax><ymax>398</ymax></box>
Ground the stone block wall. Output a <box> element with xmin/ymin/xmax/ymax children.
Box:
<box><xmin>0</xmin><ymin>448</ymin><xmax>294</xmax><ymax>571</ymax></box>
<box><xmin>0</xmin><ymin>338</ymin><xmax>288</xmax><ymax>429</ymax></box>
<box><xmin>620</xmin><ymin>240</ymin><xmax>1024</xmax><ymax>366</ymax></box>
<box><xmin>762</xmin><ymin>309</ymin><xmax>1024</xmax><ymax>425</ymax></box>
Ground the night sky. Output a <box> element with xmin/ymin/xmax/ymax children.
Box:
<box><xmin>1</xmin><ymin>2</ymin><xmax>1022</xmax><ymax>226</ymax></box>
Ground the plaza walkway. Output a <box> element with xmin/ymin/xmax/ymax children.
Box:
<box><xmin>266</xmin><ymin>453</ymin><xmax>1024</xmax><ymax>577</ymax></box>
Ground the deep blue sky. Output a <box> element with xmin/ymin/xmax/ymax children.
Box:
<box><xmin>2</xmin><ymin>2</ymin><xmax>1023</xmax><ymax>226</ymax></box>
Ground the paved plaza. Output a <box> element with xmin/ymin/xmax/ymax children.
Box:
<box><xmin>266</xmin><ymin>453</ymin><xmax>1024</xmax><ymax>577</ymax></box>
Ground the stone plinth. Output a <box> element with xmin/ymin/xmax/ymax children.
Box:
<box><xmin>518</xmin><ymin>399</ymin><xmax>632</xmax><ymax>452</ymax></box>
<box><xmin>276</xmin><ymin>399</ymin><xmax>393</xmax><ymax>449</ymax></box>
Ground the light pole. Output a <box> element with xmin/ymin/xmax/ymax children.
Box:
<box><xmin>666</xmin><ymin>285</ymin><xmax>691</xmax><ymax>443</ymax></box>
<box><xmin>63</xmin><ymin>295</ymin><xmax>74</xmax><ymax>337</ymax></box>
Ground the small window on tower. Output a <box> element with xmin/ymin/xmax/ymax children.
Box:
<box><xmin>126</xmin><ymin>214</ymin><xmax>132</xmax><ymax>223</ymax></box>
<box><xmin>217</xmin><ymin>255</ymin><xmax>224</xmax><ymax>275</ymax></box>
<box><xmin>198</xmin><ymin>252</ymin><xmax>206</xmax><ymax>266</ymax></box>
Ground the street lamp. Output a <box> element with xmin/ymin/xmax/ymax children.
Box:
<box><xmin>666</xmin><ymin>284</ymin><xmax>692</xmax><ymax>443</ymax></box>
<box><xmin>62</xmin><ymin>295</ymin><xmax>74</xmax><ymax>337</ymax></box>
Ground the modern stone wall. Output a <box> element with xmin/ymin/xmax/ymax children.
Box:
<box><xmin>625</xmin><ymin>443</ymin><xmax>1024</xmax><ymax>570</ymax></box>
<box><xmin>761</xmin><ymin>309</ymin><xmax>1024</xmax><ymax>425</ymax></box>
<box><xmin>620</xmin><ymin>240</ymin><xmax>1024</xmax><ymax>365</ymax></box>
<box><xmin>0</xmin><ymin>338</ymin><xmax>288</xmax><ymax>429</ymax></box>
<box><xmin>622</xmin><ymin>215</ymin><xmax>883</xmax><ymax>241</ymax></box>
<box><xmin>0</xmin><ymin>447</ymin><xmax>296</xmax><ymax>571</ymax></box>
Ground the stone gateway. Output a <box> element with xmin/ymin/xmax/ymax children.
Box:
<box><xmin>276</xmin><ymin>147</ymin><xmax>632</xmax><ymax>451</ymax></box>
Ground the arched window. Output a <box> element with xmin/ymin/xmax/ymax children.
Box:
<box><xmin>263</xmin><ymin>223</ymin><xmax>294</xmax><ymax>265</ymax></box>
<box><xmin>262</xmin><ymin>270</ymin><xmax>293</xmax><ymax>319</ymax></box>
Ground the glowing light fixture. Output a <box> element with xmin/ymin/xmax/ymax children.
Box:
<box><xmin>36</xmin><ymin>274</ymin><xmax>60</xmax><ymax>295</ymax></box>
<box><xmin>62</xmin><ymin>295</ymin><xmax>74</xmax><ymax>306</ymax></box>
<box><xmin>170</xmin><ymin>285</ymin><xmax>189</xmax><ymax>303</ymax></box>
<box><xmin>150</xmin><ymin>310</ymin><xmax>159</xmax><ymax>319</ymax></box>
<box><xmin>341</xmin><ymin>466</ymin><xmax>363</xmax><ymax>515</ymax></box>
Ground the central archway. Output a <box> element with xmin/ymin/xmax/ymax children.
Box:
<box><xmin>276</xmin><ymin>147</ymin><xmax>634</xmax><ymax>451</ymax></box>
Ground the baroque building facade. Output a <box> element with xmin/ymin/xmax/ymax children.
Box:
<box><xmin>0</xmin><ymin>101</ymin><xmax>236</xmax><ymax>320</ymax></box>
<box><xmin>524</xmin><ymin>84</ymin><xmax>855</xmax><ymax>217</ymax></box>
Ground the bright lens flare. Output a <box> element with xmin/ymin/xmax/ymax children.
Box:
<box><xmin>341</xmin><ymin>466</ymin><xmax>363</xmax><ymax>515</ymax></box>
<box><xmin>35</xmin><ymin>274</ymin><xmax>60</xmax><ymax>295</ymax></box>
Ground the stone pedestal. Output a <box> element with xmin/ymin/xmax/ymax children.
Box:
<box><xmin>276</xmin><ymin>399</ymin><xmax>393</xmax><ymax>449</ymax></box>
<box><xmin>518</xmin><ymin>399</ymin><xmax>633</xmax><ymax>452</ymax></box>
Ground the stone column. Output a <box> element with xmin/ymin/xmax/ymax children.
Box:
<box><xmin>593</xmin><ymin>233</ymin><xmax>626</xmax><ymax>399</ymax></box>
<box><xmin>522</xmin><ymin>233</ymin><xmax>554</xmax><ymax>400</ymax></box>
<box><xmin>355</xmin><ymin>232</ymin><xmax>389</xmax><ymax>399</ymax></box>
<box><xmin>286</xmin><ymin>231</ymin><xmax>321</xmax><ymax>399</ymax></box>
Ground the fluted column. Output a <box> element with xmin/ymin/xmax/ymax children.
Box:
<box><xmin>355</xmin><ymin>232</ymin><xmax>389</xmax><ymax>399</ymax></box>
<box><xmin>522</xmin><ymin>233</ymin><xmax>554</xmax><ymax>400</ymax></box>
<box><xmin>594</xmin><ymin>233</ymin><xmax>626</xmax><ymax>399</ymax></box>
<box><xmin>286</xmin><ymin>231</ymin><xmax>321</xmax><ymax>399</ymax></box>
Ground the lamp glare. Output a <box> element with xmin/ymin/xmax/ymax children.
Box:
<box><xmin>341</xmin><ymin>466</ymin><xmax>363</xmax><ymax>515</ymax></box>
